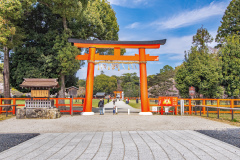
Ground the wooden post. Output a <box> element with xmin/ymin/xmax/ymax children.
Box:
<box><xmin>231</xmin><ymin>99</ymin><xmax>234</xmax><ymax>114</ymax></box>
<box><xmin>70</xmin><ymin>97</ymin><xmax>73</xmax><ymax>116</ymax></box>
<box><xmin>203</xmin><ymin>99</ymin><xmax>205</xmax><ymax>115</ymax></box>
<box><xmin>139</xmin><ymin>48</ymin><xmax>151</xmax><ymax>115</ymax></box>
<box><xmin>13</xmin><ymin>98</ymin><xmax>16</xmax><ymax>115</ymax></box>
<box><xmin>56</xmin><ymin>98</ymin><xmax>58</xmax><ymax>108</ymax></box>
<box><xmin>189</xmin><ymin>100</ymin><xmax>191</xmax><ymax>115</ymax></box>
<box><xmin>0</xmin><ymin>98</ymin><xmax>2</xmax><ymax>114</ymax></box>
<box><xmin>83</xmin><ymin>47</ymin><xmax>95</xmax><ymax>115</ymax></box>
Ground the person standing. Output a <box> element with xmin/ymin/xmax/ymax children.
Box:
<box><xmin>98</xmin><ymin>99</ymin><xmax>104</xmax><ymax>115</ymax></box>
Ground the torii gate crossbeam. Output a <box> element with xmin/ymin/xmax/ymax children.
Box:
<box><xmin>68</xmin><ymin>39</ymin><xmax>166</xmax><ymax>115</ymax></box>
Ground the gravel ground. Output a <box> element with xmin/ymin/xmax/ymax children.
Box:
<box><xmin>0</xmin><ymin>133</ymin><xmax>39</xmax><ymax>152</ymax></box>
<box><xmin>0</xmin><ymin>114</ymin><xmax>238</xmax><ymax>133</ymax></box>
<box><xmin>197</xmin><ymin>128</ymin><xmax>240</xmax><ymax>148</ymax></box>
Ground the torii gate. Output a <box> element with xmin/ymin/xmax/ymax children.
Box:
<box><xmin>68</xmin><ymin>39</ymin><xmax>166</xmax><ymax>115</ymax></box>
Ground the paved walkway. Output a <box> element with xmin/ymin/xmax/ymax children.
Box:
<box><xmin>104</xmin><ymin>100</ymin><xmax>140</xmax><ymax>113</ymax></box>
<box><xmin>0</xmin><ymin>130</ymin><xmax>240</xmax><ymax>160</ymax></box>
<box><xmin>1</xmin><ymin>101</ymin><xmax>240</xmax><ymax>159</ymax></box>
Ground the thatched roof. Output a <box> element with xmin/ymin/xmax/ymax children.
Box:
<box><xmin>20</xmin><ymin>78</ymin><xmax>58</xmax><ymax>89</ymax></box>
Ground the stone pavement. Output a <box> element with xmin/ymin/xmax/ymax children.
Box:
<box><xmin>104</xmin><ymin>100</ymin><xmax>140</xmax><ymax>113</ymax></box>
<box><xmin>0</xmin><ymin>130</ymin><xmax>240</xmax><ymax>160</ymax></box>
<box><xmin>1</xmin><ymin>101</ymin><xmax>240</xmax><ymax>159</ymax></box>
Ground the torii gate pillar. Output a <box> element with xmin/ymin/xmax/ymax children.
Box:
<box><xmin>82</xmin><ymin>47</ymin><xmax>95</xmax><ymax>115</ymax></box>
<box><xmin>139</xmin><ymin>48</ymin><xmax>152</xmax><ymax>115</ymax></box>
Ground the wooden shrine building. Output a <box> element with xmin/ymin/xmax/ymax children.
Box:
<box><xmin>20</xmin><ymin>78</ymin><xmax>58</xmax><ymax>97</ymax></box>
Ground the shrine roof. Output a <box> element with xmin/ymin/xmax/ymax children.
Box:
<box><xmin>20</xmin><ymin>78</ymin><xmax>58</xmax><ymax>89</ymax></box>
<box><xmin>66</xmin><ymin>86</ymin><xmax>79</xmax><ymax>90</ymax></box>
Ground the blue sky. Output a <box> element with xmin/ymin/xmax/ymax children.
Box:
<box><xmin>77</xmin><ymin>0</ymin><xmax>230</xmax><ymax>79</ymax></box>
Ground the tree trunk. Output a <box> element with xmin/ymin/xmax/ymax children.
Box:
<box><xmin>63</xmin><ymin>16</ymin><xmax>67</xmax><ymax>30</ymax></box>
<box><xmin>57</xmin><ymin>16</ymin><xmax>68</xmax><ymax>110</ymax></box>
<box><xmin>58</xmin><ymin>73</ymin><xmax>66</xmax><ymax>110</ymax></box>
<box><xmin>3</xmin><ymin>46</ymin><xmax>11</xmax><ymax>111</ymax></box>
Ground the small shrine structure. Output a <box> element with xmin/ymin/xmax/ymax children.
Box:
<box><xmin>66</xmin><ymin>86</ymin><xmax>78</xmax><ymax>98</ymax></box>
<box><xmin>20</xmin><ymin>78</ymin><xmax>58</xmax><ymax>97</ymax></box>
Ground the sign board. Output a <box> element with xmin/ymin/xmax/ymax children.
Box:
<box><xmin>158</xmin><ymin>97</ymin><xmax>178</xmax><ymax>106</ymax></box>
<box><xmin>152</xmin><ymin>107</ymin><xmax>158</xmax><ymax>112</ymax></box>
<box><xmin>31</xmin><ymin>90</ymin><xmax>49</xmax><ymax>97</ymax></box>
<box><xmin>165</xmin><ymin>107</ymin><xmax>169</xmax><ymax>113</ymax></box>
<box><xmin>189</xmin><ymin>86</ymin><xmax>195</xmax><ymax>96</ymax></box>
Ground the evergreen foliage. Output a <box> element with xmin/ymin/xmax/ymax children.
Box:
<box><xmin>121</xmin><ymin>73</ymin><xmax>139</xmax><ymax>97</ymax></box>
<box><xmin>220</xmin><ymin>34</ymin><xmax>240</xmax><ymax>97</ymax></box>
<box><xmin>175</xmin><ymin>28</ymin><xmax>223</xmax><ymax>98</ymax></box>
<box><xmin>93</xmin><ymin>74</ymin><xmax>117</xmax><ymax>95</ymax></box>
<box><xmin>216</xmin><ymin>0</ymin><xmax>240</xmax><ymax>43</ymax></box>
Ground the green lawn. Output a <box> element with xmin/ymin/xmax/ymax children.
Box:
<box><xmin>125</xmin><ymin>100</ymin><xmax>141</xmax><ymax>109</ymax></box>
<box><xmin>92</xmin><ymin>99</ymin><xmax>108</xmax><ymax>108</ymax></box>
<box><xmin>199</xmin><ymin>113</ymin><xmax>240</xmax><ymax>122</ymax></box>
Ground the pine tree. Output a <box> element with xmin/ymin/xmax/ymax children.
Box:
<box><xmin>216</xmin><ymin>0</ymin><xmax>240</xmax><ymax>43</ymax></box>
<box><xmin>175</xmin><ymin>28</ymin><xmax>223</xmax><ymax>98</ymax></box>
<box><xmin>220</xmin><ymin>34</ymin><xmax>240</xmax><ymax>97</ymax></box>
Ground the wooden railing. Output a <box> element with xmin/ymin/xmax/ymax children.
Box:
<box><xmin>148</xmin><ymin>98</ymin><xmax>240</xmax><ymax>115</ymax></box>
<box><xmin>0</xmin><ymin>97</ymin><xmax>85</xmax><ymax>115</ymax></box>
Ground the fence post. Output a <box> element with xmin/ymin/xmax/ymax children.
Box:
<box><xmin>70</xmin><ymin>97</ymin><xmax>73</xmax><ymax>116</ymax></box>
<box><xmin>189</xmin><ymin>99</ymin><xmax>191</xmax><ymax>115</ymax></box>
<box><xmin>203</xmin><ymin>99</ymin><xmax>205</xmax><ymax>115</ymax></box>
<box><xmin>231</xmin><ymin>109</ymin><xmax>234</xmax><ymax>121</ymax></box>
<box><xmin>217</xmin><ymin>108</ymin><xmax>219</xmax><ymax>119</ymax></box>
<box><xmin>180</xmin><ymin>100</ymin><xmax>184</xmax><ymax>116</ymax></box>
<box><xmin>231</xmin><ymin>99</ymin><xmax>234</xmax><ymax>114</ymax></box>
<box><xmin>207</xmin><ymin>107</ymin><xmax>209</xmax><ymax>117</ymax></box>
<box><xmin>13</xmin><ymin>98</ymin><xmax>16</xmax><ymax>115</ymax></box>
<box><xmin>200</xmin><ymin>106</ymin><xmax>202</xmax><ymax>116</ymax></box>
<box><xmin>56</xmin><ymin>98</ymin><xmax>58</xmax><ymax>108</ymax></box>
<box><xmin>0</xmin><ymin>97</ymin><xmax>2</xmax><ymax>114</ymax></box>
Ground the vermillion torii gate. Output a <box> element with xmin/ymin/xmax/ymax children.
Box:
<box><xmin>68</xmin><ymin>39</ymin><xmax>166</xmax><ymax>115</ymax></box>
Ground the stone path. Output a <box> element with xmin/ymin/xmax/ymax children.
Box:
<box><xmin>104</xmin><ymin>100</ymin><xmax>141</xmax><ymax>113</ymax></box>
<box><xmin>1</xmin><ymin>101</ymin><xmax>240</xmax><ymax>159</ymax></box>
<box><xmin>0</xmin><ymin>130</ymin><xmax>240</xmax><ymax>160</ymax></box>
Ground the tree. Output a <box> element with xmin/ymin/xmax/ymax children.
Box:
<box><xmin>0</xmin><ymin>0</ymin><xmax>33</xmax><ymax>100</ymax></box>
<box><xmin>148</xmin><ymin>65</ymin><xmax>177</xmax><ymax>97</ymax></box>
<box><xmin>175</xmin><ymin>28</ymin><xmax>223</xmax><ymax>98</ymax></box>
<box><xmin>93</xmin><ymin>74</ymin><xmax>117</xmax><ymax>94</ymax></box>
<box><xmin>78</xmin><ymin>79</ymin><xmax>86</xmax><ymax>87</ymax></box>
<box><xmin>38</xmin><ymin>0</ymin><xmax>121</xmax><ymax>100</ymax></box>
<box><xmin>121</xmin><ymin>73</ymin><xmax>139</xmax><ymax>97</ymax></box>
<box><xmin>10</xmin><ymin>4</ymin><xmax>58</xmax><ymax>88</ymax></box>
<box><xmin>216</xmin><ymin>0</ymin><xmax>240</xmax><ymax>43</ymax></box>
<box><xmin>192</xmin><ymin>26</ymin><xmax>213</xmax><ymax>50</ymax></box>
<box><xmin>220</xmin><ymin>34</ymin><xmax>240</xmax><ymax>97</ymax></box>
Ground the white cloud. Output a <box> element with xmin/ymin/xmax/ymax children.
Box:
<box><xmin>125</xmin><ymin>22</ymin><xmax>140</xmax><ymax>29</ymax></box>
<box><xmin>108</xmin><ymin>0</ymin><xmax>149</xmax><ymax>8</ymax></box>
<box><xmin>152</xmin><ymin>1</ymin><xmax>227</xmax><ymax>29</ymax></box>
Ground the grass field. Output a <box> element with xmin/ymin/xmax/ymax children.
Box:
<box><xmin>124</xmin><ymin>100</ymin><xmax>141</xmax><ymax>109</ymax></box>
<box><xmin>199</xmin><ymin>113</ymin><xmax>240</xmax><ymax>122</ymax></box>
